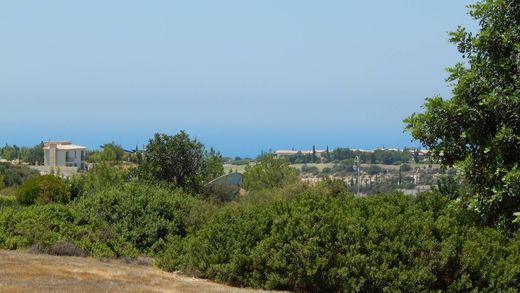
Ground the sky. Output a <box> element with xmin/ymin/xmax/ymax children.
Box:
<box><xmin>0</xmin><ymin>1</ymin><xmax>476</xmax><ymax>157</ymax></box>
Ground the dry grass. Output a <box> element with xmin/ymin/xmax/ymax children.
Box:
<box><xmin>0</xmin><ymin>250</ymin><xmax>281</xmax><ymax>293</ymax></box>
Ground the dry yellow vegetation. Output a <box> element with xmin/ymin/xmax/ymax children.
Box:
<box><xmin>0</xmin><ymin>250</ymin><xmax>280</xmax><ymax>293</ymax></box>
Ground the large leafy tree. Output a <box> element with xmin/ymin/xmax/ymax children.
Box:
<box><xmin>139</xmin><ymin>131</ymin><xmax>222</xmax><ymax>193</ymax></box>
<box><xmin>405</xmin><ymin>0</ymin><xmax>520</xmax><ymax>227</ymax></box>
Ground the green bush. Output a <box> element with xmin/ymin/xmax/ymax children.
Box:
<box><xmin>0</xmin><ymin>162</ymin><xmax>39</xmax><ymax>187</ymax></box>
<box><xmin>157</xmin><ymin>190</ymin><xmax>520</xmax><ymax>292</ymax></box>
<box><xmin>16</xmin><ymin>175</ymin><xmax>70</xmax><ymax>206</ymax></box>
<box><xmin>74</xmin><ymin>182</ymin><xmax>196</xmax><ymax>252</ymax></box>
<box><xmin>67</xmin><ymin>163</ymin><xmax>131</xmax><ymax>199</ymax></box>
<box><xmin>243</xmin><ymin>154</ymin><xmax>299</xmax><ymax>191</ymax></box>
<box><xmin>0</xmin><ymin>195</ymin><xmax>16</xmax><ymax>208</ymax></box>
<box><xmin>0</xmin><ymin>204</ymin><xmax>136</xmax><ymax>257</ymax></box>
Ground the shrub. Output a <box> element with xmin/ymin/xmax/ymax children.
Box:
<box><xmin>157</xmin><ymin>190</ymin><xmax>520</xmax><ymax>292</ymax></box>
<box><xmin>367</xmin><ymin>165</ymin><xmax>382</xmax><ymax>175</ymax></box>
<box><xmin>46</xmin><ymin>240</ymin><xmax>87</xmax><ymax>257</ymax></box>
<box><xmin>243</xmin><ymin>154</ymin><xmax>299</xmax><ymax>191</ymax></box>
<box><xmin>74</xmin><ymin>182</ymin><xmax>196</xmax><ymax>252</ymax></box>
<box><xmin>0</xmin><ymin>204</ymin><xmax>137</xmax><ymax>257</ymax></box>
<box><xmin>0</xmin><ymin>162</ymin><xmax>39</xmax><ymax>187</ymax></box>
<box><xmin>401</xmin><ymin>163</ymin><xmax>412</xmax><ymax>172</ymax></box>
<box><xmin>67</xmin><ymin>163</ymin><xmax>130</xmax><ymax>199</ymax></box>
<box><xmin>16</xmin><ymin>175</ymin><xmax>69</xmax><ymax>206</ymax></box>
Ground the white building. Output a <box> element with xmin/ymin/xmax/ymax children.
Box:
<box><xmin>275</xmin><ymin>149</ymin><xmax>327</xmax><ymax>158</ymax></box>
<box><xmin>43</xmin><ymin>141</ymin><xmax>87</xmax><ymax>170</ymax></box>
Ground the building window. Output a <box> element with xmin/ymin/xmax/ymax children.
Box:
<box><xmin>66</xmin><ymin>151</ymin><xmax>74</xmax><ymax>162</ymax></box>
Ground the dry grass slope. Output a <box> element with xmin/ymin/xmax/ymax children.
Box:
<box><xmin>0</xmin><ymin>250</ymin><xmax>280</xmax><ymax>293</ymax></box>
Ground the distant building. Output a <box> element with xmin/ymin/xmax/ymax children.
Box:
<box><xmin>43</xmin><ymin>141</ymin><xmax>87</xmax><ymax>170</ymax></box>
<box><xmin>275</xmin><ymin>149</ymin><xmax>327</xmax><ymax>158</ymax></box>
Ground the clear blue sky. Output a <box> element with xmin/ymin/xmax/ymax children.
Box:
<box><xmin>0</xmin><ymin>1</ymin><xmax>475</xmax><ymax>157</ymax></box>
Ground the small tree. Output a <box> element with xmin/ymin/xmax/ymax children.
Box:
<box><xmin>204</xmin><ymin>147</ymin><xmax>224</xmax><ymax>183</ymax></box>
<box><xmin>139</xmin><ymin>131</ymin><xmax>207</xmax><ymax>193</ymax></box>
<box><xmin>243</xmin><ymin>154</ymin><xmax>299</xmax><ymax>191</ymax></box>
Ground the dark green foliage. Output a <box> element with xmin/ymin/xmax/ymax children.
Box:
<box><xmin>139</xmin><ymin>131</ymin><xmax>208</xmax><ymax>193</ymax></box>
<box><xmin>314</xmin><ymin>177</ymin><xmax>348</xmax><ymax>197</ymax></box>
<box><xmin>329</xmin><ymin>148</ymin><xmax>412</xmax><ymax>165</ymax></box>
<box><xmin>243</xmin><ymin>154</ymin><xmax>299</xmax><ymax>192</ymax></box>
<box><xmin>74</xmin><ymin>182</ymin><xmax>195</xmax><ymax>252</ymax></box>
<box><xmin>405</xmin><ymin>0</ymin><xmax>520</xmax><ymax>227</ymax></box>
<box><xmin>0</xmin><ymin>143</ymin><xmax>43</xmax><ymax>164</ymax></box>
<box><xmin>0</xmin><ymin>162</ymin><xmax>39</xmax><ymax>187</ymax></box>
<box><xmin>16</xmin><ymin>175</ymin><xmax>70</xmax><ymax>206</ymax></box>
<box><xmin>157</xmin><ymin>190</ymin><xmax>520</xmax><ymax>291</ymax></box>
<box><xmin>0</xmin><ymin>196</ymin><xmax>16</xmax><ymax>208</ymax></box>
<box><xmin>433</xmin><ymin>174</ymin><xmax>462</xmax><ymax>200</ymax></box>
<box><xmin>0</xmin><ymin>204</ymin><xmax>137</xmax><ymax>257</ymax></box>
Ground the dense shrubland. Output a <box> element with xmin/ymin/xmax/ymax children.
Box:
<box><xmin>156</xmin><ymin>190</ymin><xmax>519</xmax><ymax>292</ymax></box>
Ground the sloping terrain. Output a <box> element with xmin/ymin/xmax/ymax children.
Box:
<box><xmin>0</xmin><ymin>250</ymin><xmax>277</xmax><ymax>293</ymax></box>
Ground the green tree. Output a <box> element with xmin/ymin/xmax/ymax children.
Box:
<box><xmin>88</xmin><ymin>142</ymin><xmax>126</xmax><ymax>162</ymax></box>
<box><xmin>243</xmin><ymin>154</ymin><xmax>299</xmax><ymax>191</ymax></box>
<box><xmin>139</xmin><ymin>131</ymin><xmax>206</xmax><ymax>193</ymax></box>
<box><xmin>204</xmin><ymin>147</ymin><xmax>224</xmax><ymax>183</ymax></box>
<box><xmin>1</xmin><ymin>144</ymin><xmax>18</xmax><ymax>160</ymax></box>
<box><xmin>405</xmin><ymin>0</ymin><xmax>520</xmax><ymax>227</ymax></box>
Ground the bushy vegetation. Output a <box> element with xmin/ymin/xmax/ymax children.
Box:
<box><xmin>0</xmin><ymin>143</ymin><xmax>44</xmax><ymax>165</ymax></box>
<box><xmin>157</xmin><ymin>190</ymin><xmax>519</xmax><ymax>292</ymax></box>
<box><xmin>284</xmin><ymin>148</ymin><xmax>414</xmax><ymax>165</ymax></box>
<box><xmin>0</xmin><ymin>204</ymin><xmax>136</xmax><ymax>257</ymax></box>
<box><xmin>74</xmin><ymin>182</ymin><xmax>196</xmax><ymax>252</ymax></box>
<box><xmin>0</xmin><ymin>162</ymin><xmax>39</xmax><ymax>188</ymax></box>
<box><xmin>243</xmin><ymin>154</ymin><xmax>299</xmax><ymax>191</ymax></box>
<box><xmin>16</xmin><ymin>175</ymin><xmax>69</xmax><ymax>206</ymax></box>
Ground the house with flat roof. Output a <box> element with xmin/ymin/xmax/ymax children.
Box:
<box><xmin>43</xmin><ymin>141</ymin><xmax>87</xmax><ymax>170</ymax></box>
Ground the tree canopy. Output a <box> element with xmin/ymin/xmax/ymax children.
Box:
<box><xmin>138</xmin><ymin>131</ymin><xmax>223</xmax><ymax>193</ymax></box>
<box><xmin>405</xmin><ymin>0</ymin><xmax>520</xmax><ymax>227</ymax></box>
<box><xmin>243</xmin><ymin>154</ymin><xmax>299</xmax><ymax>191</ymax></box>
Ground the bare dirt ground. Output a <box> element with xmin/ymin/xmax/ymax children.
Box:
<box><xmin>0</xmin><ymin>250</ymin><xmax>279</xmax><ymax>293</ymax></box>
